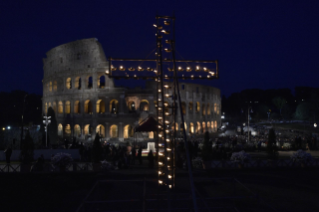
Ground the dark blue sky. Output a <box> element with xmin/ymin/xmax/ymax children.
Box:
<box><xmin>0</xmin><ymin>0</ymin><xmax>318</xmax><ymax>96</ymax></box>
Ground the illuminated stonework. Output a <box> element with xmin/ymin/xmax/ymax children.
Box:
<box><xmin>42</xmin><ymin>38</ymin><xmax>221</xmax><ymax>144</ymax></box>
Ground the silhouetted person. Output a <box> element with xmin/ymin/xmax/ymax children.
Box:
<box><xmin>148</xmin><ymin>150</ymin><xmax>154</xmax><ymax>168</ymax></box>
<box><xmin>4</xmin><ymin>147</ymin><xmax>12</xmax><ymax>164</ymax></box>
<box><xmin>138</xmin><ymin>146</ymin><xmax>142</xmax><ymax>165</ymax></box>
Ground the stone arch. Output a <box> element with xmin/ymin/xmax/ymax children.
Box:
<box><xmin>180</xmin><ymin>122</ymin><xmax>187</xmax><ymax>131</ymax></box>
<box><xmin>66</xmin><ymin>77</ymin><xmax>72</xmax><ymax>89</ymax></box>
<box><xmin>84</xmin><ymin>124</ymin><xmax>92</xmax><ymax>135</ymax></box>
<box><xmin>96</xmin><ymin>124</ymin><xmax>105</xmax><ymax>137</ymax></box>
<box><xmin>53</xmin><ymin>101</ymin><xmax>56</xmax><ymax>113</ymax></box>
<box><xmin>196</xmin><ymin>122</ymin><xmax>201</xmax><ymax>134</ymax></box>
<box><xmin>140</xmin><ymin>99</ymin><xmax>149</xmax><ymax>111</ymax></box>
<box><xmin>49</xmin><ymin>81</ymin><xmax>52</xmax><ymax>92</ymax></box>
<box><xmin>58</xmin><ymin>101</ymin><xmax>63</xmax><ymax>114</ymax></box>
<box><xmin>65</xmin><ymin>124</ymin><xmax>71</xmax><ymax>136</ymax></box>
<box><xmin>109</xmin><ymin>99</ymin><xmax>119</xmax><ymax>113</ymax></box>
<box><xmin>75</xmin><ymin>77</ymin><xmax>81</xmax><ymax>89</ymax></box>
<box><xmin>189</xmin><ymin>122</ymin><xmax>194</xmax><ymax>134</ymax></box>
<box><xmin>74</xmin><ymin>100</ymin><xmax>81</xmax><ymax>114</ymax></box>
<box><xmin>128</xmin><ymin>101</ymin><xmax>136</xmax><ymax>112</ymax></box>
<box><xmin>98</xmin><ymin>75</ymin><xmax>105</xmax><ymax>88</ymax></box>
<box><xmin>58</xmin><ymin>124</ymin><xmax>63</xmax><ymax>136</ymax></box>
<box><xmin>181</xmin><ymin>102</ymin><xmax>186</xmax><ymax>115</ymax></box>
<box><xmin>96</xmin><ymin>99</ymin><xmax>105</xmax><ymax>113</ymax></box>
<box><xmin>65</xmin><ymin>101</ymin><xmax>71</xmax><ymax>114</ymax></box>
<box><xmin>202</xmin><ymin>103</ymin><xmax>206</xmax><ymax>116</ymax></box>
<box><xmin>74</xmin><ymin>124</ymin><xmax>81</xmax><ymax>137</ymax></box>
<box><xmin>196</xmin><ymin>102</ymin><xmax>200</xmax><ymax>112</ymax></box>
<box><xmin>84</xmin><ymin>100</ymin><xmax>93</xmax><ymax>114</ymax></box>
<box><xmin>202</xmin><ymin>122</ymin><xmax>206</xmax><ymax>133</ymax></box>
<box><xmin>188</xmin><ymin>102</ymin><xmax>193</xmax><ymax>113</ymax></box>
<box><xmin>110</xmin><ymin>125</ymin><xmax>118</xmax><ymax>138</ymax></box>
<box><xmin>123</xmin><ymin>124</ymin><xmax>134</xmax><ymax>138</ymax></box>
<box><xmin>207</xmin><ymin>103</ymin><xmax>211</xmax><ymax>115</ymax></box>
<box><xmin>87</xmin><ymin>76</ymin><xmax>93</xmax><ymax>89</ymax></box>
<box><xmin>45</xmin><ymin>102</ymin><xmax>48</xmax><ymax>114</ymax></box>
<box><xmin>53</xmin><ymin>81</ymin><xmax>57</xmax><ymax>91</ymax></box>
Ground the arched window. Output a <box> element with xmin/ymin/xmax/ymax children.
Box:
<box><xmin>66</xmin><ymin>78</ymin><xmax>72</xmax><ymax>89</ymax></box>
<box><xmin>190</xmin><ymin>122</ymin><xmax>194</xmax><ymax>134</ymax></box>
<box><xmin>211</xmin><ymin>121</ymin><xmax>214</xmax><ymax>132</ymax></box>
<box><xmin>196</xmin><ymin>102</ymin><xmax>200</xmax><ymax>112</ymax></box>
<box><xmin>202</xmin><ymin>122</ymin><xmax>206</xmax><ymax>133</ymax></box>
<box><xmin>49</xmin><ymin>81</ymin><xmax>52</xmax><ymax>92</ymax></box>
<box><xmin>96</xmin><ymin>99</ymin><xmax>105</xmax><ymax>113</ymax></box>
<box><xmin>65</xmin><ymin>101</ymin><xmax>71</xmax><ymax>114</ymax></box>
<box><xmin>207</xmin><ymin>122</ymin><xmax>211</xmax><ymax>132</ymax></box>
<box><xmin>53</xmin><ymin>81</ymin><xmax>57</xmax><ymax>91</ymax></box>
<box><xmin>196</xmin><ymin>122</ymin><xmax>201</xmax><ymax>134</ymax></box>
<box><xmin>140</xmin><ymin>99</ymin><xmax>149</xmax><ymax>111</ymax></box>
<box><xmin>75</xmin><ymin>77</ymin><xmax>81</xmax><ymax>89</ymax></box>
<box><xmin>65</xmin><ymin>124</ymin><xmax>71</xmax><ymax>136</ymax></box>
<box><xmin>74</xmin><ymin>100</ymin><xmax>81</xmax><ymax>114</ymax></box>
<box><xmin>207</xmin><ymin>104</ymin><xmax>211</xmax><ymax>115</ymax></box>
<box><xmin>45</xmin><ymin>102</ymin><xmax>48</xmax><ymax>114</ymax></box>
<box><xmin>96</xmin><ymin>124</ymin><xmax>105</xmax><ymax>137</ymax></box>
<box><xmin>87</xmin><ymin>76</ymin><xmax>93</xmax><ymax>89</ymax></box>
<box><xmin>124</xmin><ymin>125</ymin><xmax>134</xmax><ymax>138</ymax></box>
<box><xmin>110</xmin><ymin>125</ymin><xmax>118</xmax><ymax>138</ymax></box>
<box><xmin>74</xmin><ymin>125</ymin><xmax>81</xmax><ymax>137</ymax></box>
<box><xmin>214</xmin><ymin>103</ymin><xmax>217</xmax><ymax>113</ymax></box>
<box><xmin>58</xmin><ymin>101</ymin><xmax>63</xmax><ymax>114</ymax></box>
<box><xmin>181</xmin><ymin>102</ymin><xmax>186</xmax><ymax>115</ymax></box>
<box><xmin>84</xmin><ymin>100</ymin><xmax>92</xmax><ymax>114</ymax></box>
<box><xmin>58</xmin><ymin>124</ymin><xmax>63</xmax><ymax>136</ymax></box>
<box><xmin>189</xmin><ymin>102</ymin><xmax>193</xmax><ymax>113</ymax></box>
<box><xmin>128</xmin><ymin>101</ymin><xmax>136</xmax><ymax>112</ymax></box>
<box><xmin>202</xmin><ymin>104</ymin><xmax>206</xmax><ymax>116</ymax></box>
<box><xmin>84</xmin><ymin>124</ymin><xmax>92</xmax><ymax>135</ymax></box>
<box><xmin>216</xmin><ymin>104</ymin><xmax>220</xmax><ymax>115</ymax></box>
<box><xmin>53</xmin><ymin>102</ymin><xmax>56</xmax><ymax>113</ymax></box>
<box><xmin>149</xmin><ymin>131</ymin><xmax>154</xmax><ymax>139</ymax></box>
<box><xmin>98</xmin><ymin>75</ymin><xmax>105</xmax><ymax>88</ymax></box>
<box><xmin>214</xmin><ymin>121</ymin><xmax>217</xmax><ymax>130</ymax></box>
<box><xmin>175</xmin><ymin>123</ymin><xmax>179</xmax><ymax>131</ymax></box>
<box><xmin>110</xmin><ymin>99</ymin><xmax>119</xmax><ymax>114</ymax></box>
<box><xmin>180</xmin><ymin>122</ymin><xmax>187</xmax><ymax>131</ymax></box>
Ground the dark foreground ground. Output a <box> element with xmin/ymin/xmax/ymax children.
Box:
<box><xmin>1</xmin><ymin>162</ymin><xmax>318</xmax><ymax>212</ymax></box>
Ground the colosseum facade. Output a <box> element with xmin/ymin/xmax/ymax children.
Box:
<box><xmin>42</xmin><ymin>38</ymin><xmax>221</xmax><ymax>145</ymax></box>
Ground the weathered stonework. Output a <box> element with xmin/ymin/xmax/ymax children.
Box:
<box><xmin>43</xmin><ymin>38</ymin><xmax>221</xmax><ymax>144</ymax></box>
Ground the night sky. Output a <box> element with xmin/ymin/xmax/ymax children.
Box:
<box><xmin>1</xmin><ymin>0</ymin><xmax>318</xmax><ymax>97</ymax></box>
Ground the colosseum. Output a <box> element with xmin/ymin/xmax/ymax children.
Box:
<box><xmin>42</xmin><ymin>38</ymin><xmax>221</xmax><ymax>145</ymax></box>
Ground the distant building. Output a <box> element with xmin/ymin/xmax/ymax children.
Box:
<box><xmin>42</xmin><ymin>38</ymin><xmax>221</xmax><ymax>144</ymax></box>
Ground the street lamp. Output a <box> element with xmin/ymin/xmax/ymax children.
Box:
<box><xmin>314</xmin><ymin>123</ymin><xmax>317</xmax><ymax>128</ymax></box>
<box><xmin>43</xmin><ymin>116</ymin><xmax>51</xmax><ymax>147</ymax></box>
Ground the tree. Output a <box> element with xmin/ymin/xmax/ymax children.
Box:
<box><xmin>267</xmin><ymin>128</ymin><xmax>278</xmax><ymax>159</ymax></box>
<box><xmin>20</xmin><ymin>130</ymin><xmax>34</xmax><ymax>164</ymax></box>
<box><xmin>201</xmin><ymin>132</ymin><xmax>212</xmax><ymax>161</ymax></box>
<box><xmin>92</xmin><ymin>134</ymin><xmax>103</xmax><ymax>163</ymax></box>
<box><xmin>47</xmin><ymin>107</ymin><xmax>58</xmax><ymax>146</ymax></box>
<box><xmin>294</xmin><ymin>102</ymin><xmax>315</xmax><ymax>120</ymax></box>
<box><xmin>272</xmin><ymin>97</ymin><xmax>286</xmax><ymax>117</ymax></box>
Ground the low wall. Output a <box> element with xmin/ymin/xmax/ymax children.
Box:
<box><xmin>0</xmin><ymin>149</ymin><xmax>80</xmax><ymax>161</ymax></box>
